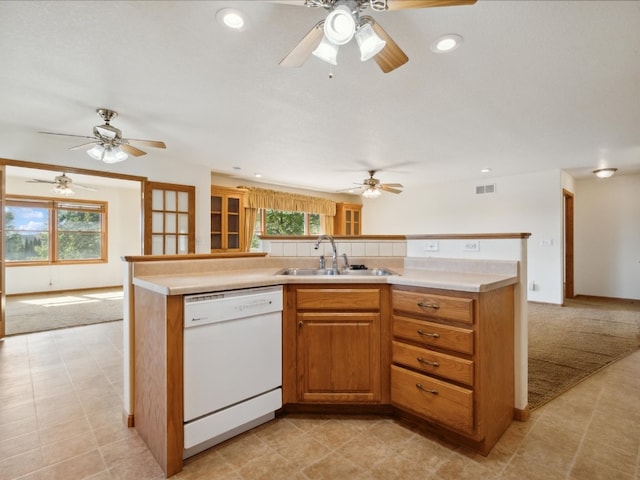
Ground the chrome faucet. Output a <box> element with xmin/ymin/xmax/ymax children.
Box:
<box><xmin>342</xmin><ymin>253</ymin><xmax>350</xmax><ymax>270</ymax></box>
<box><xmin>314</xmin><ymin>234</ymin><xmax>339</xmax><ymax>270</ymax></box>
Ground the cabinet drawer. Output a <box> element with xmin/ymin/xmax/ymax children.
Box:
<box><xmin>391</xmin><ymin>365</ymin><xmax>473</xmax><ymax>434</ymax></box>
<box><xmin>393</xmin><ymin>316</ymin><xmax>474</xmax><ymax>355</ymax></box>
<box><xmin>392</xmin><ymin>290</ymin><xmax>473</xmax><ymax>324</ymax></box>
<box><xmin>392</xmin><ymin>341</ymin><xmax>474</xmax><ymax>387</ymax></box>
<box><xmin>296</xmin><ymin>288</ymin><xmax>380</xmax><ymax>310</ymax></box>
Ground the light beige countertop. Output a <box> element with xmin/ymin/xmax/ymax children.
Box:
<box><xmin>132</xmin><ymin>266</ymin><xmax>518</xmax><ymax>296</ymax></box>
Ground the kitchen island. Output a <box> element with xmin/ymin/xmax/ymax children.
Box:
<box><xmin>125</xmin><ymin>250</ymin><xmax>521</xmax><ymax>477</ymax></box>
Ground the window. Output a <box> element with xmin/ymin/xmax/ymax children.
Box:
<box><xmin>251</xmin><ymin>209</ymin><xmax>320</xmax><ymax>249</ymax></box>
<box><xmin>4</xmin><ymin>196</ymin><xmax>107</xmax><ymax>265</ymax></box>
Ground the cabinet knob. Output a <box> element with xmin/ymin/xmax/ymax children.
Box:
<box><xmin>298</xmin><ymin>321</ymin><xmax>304</xmax><ymax>327</ymax></box>
<box><xmin>417</xmin><ymin>329</ymin><xmax>440</xmax><ymax>339</ymax></box>
<box><xmin>417</xmin><ymin>301</ymin><xmax>440</xmax><ymax>309</ymax></box>
<box><xmin>416</xmin><ymin>383</ymin><xmax>438</xmax><ymax>395</ymax></box>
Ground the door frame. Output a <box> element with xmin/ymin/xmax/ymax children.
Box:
<box><xmin>563</xmin><ymin>189</ymin><xmax>575</xmax><ymax>300</ymax></box>
<box><xmin>0</xmin><ymin>158</ymin><xmax>147</xmax><ymax>339</ymax></box>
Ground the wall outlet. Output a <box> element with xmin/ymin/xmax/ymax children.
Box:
<box><xmin>529</xmin><ymin>281</ymin><xmax>537</xmax><ymax>291</ymax></box>
<box><xmin>463</xmin><ymin>240</ymin><xmax>480</xmax><ymax>252</ymax></box>
<box><xmin>540</xmin><ymin>239</ymin><xmax>553</xmax><ymax>246</ymax></box>
<box><xmin>423</xmin><ymin>240</ymin><xmax>439</xmax><ymax>252</ymax></box>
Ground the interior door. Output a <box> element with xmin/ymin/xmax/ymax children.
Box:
<box><xmin>144</xmin><ymin>181</ymin><xmax>196</xmax><ymax>255</ymax></box>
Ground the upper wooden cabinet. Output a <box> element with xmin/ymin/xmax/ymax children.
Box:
<box><xmin>210</xmin><ymin>186</ymin><xmax>245</xmax><ymax>252</ymax></box>
<box><xmin>334</xmin><ymin>202</ymin><xmax>362</xmax><ymax>236</ymax></box>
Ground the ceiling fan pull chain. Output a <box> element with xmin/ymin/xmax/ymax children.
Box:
<box><xmin>328</xmin><ymin>64</ymin><xmax>334</xmax><ymax>79</ymax></box>
<box><xmin>369</xmin><ymin>0</ymin><xmax>388</xmax><ymax>12</ymax></box>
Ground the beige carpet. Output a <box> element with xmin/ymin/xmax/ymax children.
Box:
<box><xmin>528</xmin><ymin>296</ymin><xmax>640</xmax><ymax>410</ymax></box>
<box><xmin>5</xmin><ymin>287</ymin><xmax>124</xmax><ymax>336</ymax></box>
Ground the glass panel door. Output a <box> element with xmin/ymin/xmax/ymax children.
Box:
<box><xmin>144</xmin><ymin>181</ymin><xmax>195</xmax><ymax>255</ymax></box>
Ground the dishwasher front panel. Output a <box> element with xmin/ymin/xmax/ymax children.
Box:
<box><xmin>183</xmin><ymin>310</ymin><xmax>282</xmax><ymax>422</ymax></box>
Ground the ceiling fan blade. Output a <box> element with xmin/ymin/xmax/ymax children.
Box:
<box><xmin>27</xmin><ymin>179</ymin><xmax>56</xmax><ymax>184</ymax></box>
<box><xmin>280</xmin><ymin>20</ymin><xmax>325</xmax><ymax>68</ymax></box>
<box><xmin>386</xmin><ymin>0</ymin><xmax>477</xmax><ymax>10</ymax></box>
<box><xmin>380</xmin><ymin>185</ymin><xmax>403</xmax><ymax>194</ymax></box>
<box><xmin>73</xmin><ymin>183</ymin><xmax>98</xmax><ymax>191</ymax></box>
<box><xmin>126</xmin><ymin>138</ymin><xmax>167</xmax><ymax>149</ymax></box>
<box><xmin>39</xmin><ymin>131</ymin><xmax>96</xmax><ymax>140</ymax></box>
<box><xmin>365</xmin><ymin>18</ymin><xmax>409</xmax><ymax>74</ymax></box>
<box><xmin>69</xmin><ymin>140</ymin><xmax>99</xmax><ymax>150</ymax></box>
<box><xmin>381</xmin><ymin>183</ymin><xmax>403</xmax><ymax>188</ymax></box>
<box><xmin>121</xmin><ymin>144</ymin><xmax>147</xmax><ymax>157</ymax></box>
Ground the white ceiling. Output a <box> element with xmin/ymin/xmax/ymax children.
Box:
<box><xmin>1</xmin><ymin>1</ymin><xmax>639</xmax><ymax>194</ymax></box>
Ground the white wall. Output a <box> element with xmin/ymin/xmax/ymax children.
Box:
<box><xmin>363</xmin><ymin>170</ymin><xmax>564</xmax><ymax>304</ymax></box>
<box><xmin>574</xmin><ymin>173</ymin><xmax>640</xmax><ymax>300</ymax></box>
<box><xmin>5</xmin><ymin>174</ymin><xmax>142</xmax><ymax>294</ymax></box>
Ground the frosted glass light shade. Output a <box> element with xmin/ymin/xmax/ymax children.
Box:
<box><xmin>324</xmin><ymin>5</ymin><xmax>356</xmax><ymax>45</ymax></box>
<box><xmin>355</xmin><ymin>23</ymin><xmax>386</xmax><ymax>61</ymax></box>
<box><xmin>87</xmin><ymin>144</ymin><xmax>128</xmax><ymax>163</ymax></box>
<box><xmin>312</xmin><ymin>36</ymin><xmax>339</xmax><ymax>65</ymax></box>
<box><xmin>53</xmin><ymin>185</ymin><xmax>74</xmax><ymax>196</ymax></box>
<box><xmin>362</xmin><ymin>187</ymin><xmax>382</xmax><ymax>198</ymax></box>
<box><xmin>593</xmin><ymin>168</ymin><xmax>617</xmax><ymax>178</ymax></box>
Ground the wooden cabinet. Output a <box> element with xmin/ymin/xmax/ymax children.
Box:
<box><xmin>390</xmin><ymin>285</ymin><xmax>514</xmax><ymax>455</ymax></box>
<box><xmin>210</xmin><ymin>186</ymin><xmax>245</xmax><ymax>252</ymax></box>
<box><xmin>334</xmin><ymin>202</ymin><xmax>362</xmax><ymax>236</ymax></box>
<box><xmin>283</xmin><ymin>284</ymin><xmax>390</xmax><ymax>404</ymax></box>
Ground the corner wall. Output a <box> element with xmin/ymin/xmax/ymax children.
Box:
<box><xmin>574</xmin><ymin>173</ymin><xmax>640</xmax><ymax>299</ymax></box>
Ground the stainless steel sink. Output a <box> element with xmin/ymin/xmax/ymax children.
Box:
<box><xmin>275</xmin><ymin>267</ymin><xmax>397</xmax><ymax>276</ymax></box>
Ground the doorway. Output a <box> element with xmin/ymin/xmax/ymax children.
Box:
<box><xmin>563</xmin><ymin>189</ymin><xmax>574</xmax><ymax>301</ymax></box>
<box><xmin>1</xmin><ymin>160</ymin><xmax>146</xmax><ymax>337</ymax></box>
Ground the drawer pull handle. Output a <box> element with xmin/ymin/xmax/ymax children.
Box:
<box><xmin>417</xmin><ymin>301</ymin><xmax>440</xmax><ymax>309</ymax></box>
<box><xmin>417</xmin><ymin>357</ymin><xmax>439</xmax><ymax>367</ymax></box>
<box><xmin>416</xmin><ymin>383</ymin><xmax>438</xmax><ymax>395</ymax></box>
<box><xmin>417</xmin><ymin>329</ymin><xmax>440</xmax><ymax>338</ymax></box>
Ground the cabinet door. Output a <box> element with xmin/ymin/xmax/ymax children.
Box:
<box><xmin>210</xmin><ymin>188</ymin><xmax>244</xmax><ymax>252</ymax></box>
<box><xmin>297</xmin><ymin>312</ymin><xmax>380</xmax><ymax>403</ymax></box>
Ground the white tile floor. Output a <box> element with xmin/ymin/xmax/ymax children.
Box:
<box><xmin>1</xmin><ymin>320</ymin><xmax>639</xmax><ymax>479</ymax></box>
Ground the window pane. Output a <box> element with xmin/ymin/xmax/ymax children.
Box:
<box><xmin>152</xmin><ymin>235</ymin><xmax>164</xmax><ymax>255</ymax></box>
<box><xmin>152</xmin><ymin>189</ymin><xmax>164</xmax><ymax>210</ymax></box>
<box><xmin>165</xmin><ymin>235</ymin><xmax>177</xmax><ymax>254</ymax></box>
<box><xmin>265</xmin><ymin>210</ymin><xmax>304</xmax><ymax>235</ymax></box>
<box><xmin>178</xmin><ymin>192</ymin><xmax>189</xmax><ymax>212</ymax></box>
<box><xmin>165</xmin><ymin>213</ymin><xmax>177</xmax><ymax>233</ymax></box>
<box><xmin>57</xmin><ymin>209</ymin><xmax>102</xmax><ymax>260</ymax></box>
<box><xmin>4</xmin><ymin>205</ymin><xmax>50</xmax><ymax>261</ymax></box>
<box><xmin>152</xmin><ymin>212</ymin><xmax>163</xmax><ymax>233</ymax></box>
<box><xmin>309</xmin><ymin>214</ymin><xmax>321</xmax><ymax>235</ymax></box>
<box><xmin>58</xmin><ymin>232</ymin><xmax>101</xmax><ymax>260</ymax></box>
<box><xmin>165</xmin><ymin>191</ymin><xmax>177</xmax><ymax>211</ymax></box>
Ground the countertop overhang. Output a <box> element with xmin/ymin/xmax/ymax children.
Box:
<box><xmin>132</xmin><ymin>266</ymin><xmax>518</xmax><ymax>296</ymax></box>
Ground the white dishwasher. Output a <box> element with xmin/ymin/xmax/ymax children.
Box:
<box><xmin>183</xmin><ymin>285</ymin><xmax>283</xmax><ymax>458</ymax></box>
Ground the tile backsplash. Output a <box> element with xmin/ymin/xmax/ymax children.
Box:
<box><xmin>263</xmin><ymin>239</ymin><xmax>407</xmax><ymax>258</ymax></box>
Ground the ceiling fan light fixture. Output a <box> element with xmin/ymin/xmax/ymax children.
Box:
<box><xmin>87</xmin><ymin>144</ymin><xmax>128</xmax><ymax>163</ymax></box>
<box><xmin>593</xmin><ymin>167</ymin><xmax>617</xmax><ymax>178</ymax></box>
<box><xmin>53</xmin><ymin>184</ymin><xmax>74</xmax><ymax>196</ymax></box>
<box><xmin>355</xmin><ymin>23</ymin><xmax>386</xmax><ymax>61</ymax></box>
<box><xmin>362</xmin><ymin>187</ymin><xmax>382</xmax><ymax>198</ymax></box>
<box><xmin>312</xmin><ymin>36</ymin><xmax>339</xmax><ymax>65</ymax></box>
<box><xmin>324</xmin><ymin>5</ymin><xmax>356</xmax><ymax>45</ymax></box>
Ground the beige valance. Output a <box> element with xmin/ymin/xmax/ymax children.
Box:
<box><xmin>239</xmin><ymin>186</ymin><xmax>336</xmax><ymax>216</ymax></box>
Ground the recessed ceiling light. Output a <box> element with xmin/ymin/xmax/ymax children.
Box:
<box><xmin>216</xmin><ymin>8</ymin><xmax>246</xmax><ymax>31</ymax></box>
<box><xmin>430</xmin><ymin>34</ymin><xmax>463</xmax><ymax>53</ymax></box>
<box><xmin>254</xmin><ymin>173</ymin><xmax>262</xmax><ymax>178</ymax></box>
<box><xmin>481</xmin><ymin>168</ymin><xmax>492</xmax><ymax>173</ymax></box>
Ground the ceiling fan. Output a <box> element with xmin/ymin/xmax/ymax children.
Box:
<box><xmin>279</xmin><ymin>0</ymin><xmax>476</xmax><ymax>73</ymax></box>
<box><xmin>39</xmin><ymin>108</ymin><xmax>166</xmax><ymax>164</ymax></box>
<box><xmin>344</xmin><ymin>170</ymin><xmax>403</xmax><ymax>198</ymax></box>
<box><xmin>27</xmin><ymin>173</ymin><xmax>97</xmax><ymax>196</ymax></box>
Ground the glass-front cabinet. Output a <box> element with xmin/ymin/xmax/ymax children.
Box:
<box><xmin>211</xmin><ymin>186</ymin><xmax>245</xmax><ymax>252</ymax></box>
<box><xmin>334</xmin><ymin>202</ymin><xmax>362</xmax><ymax>236</ymax></box>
